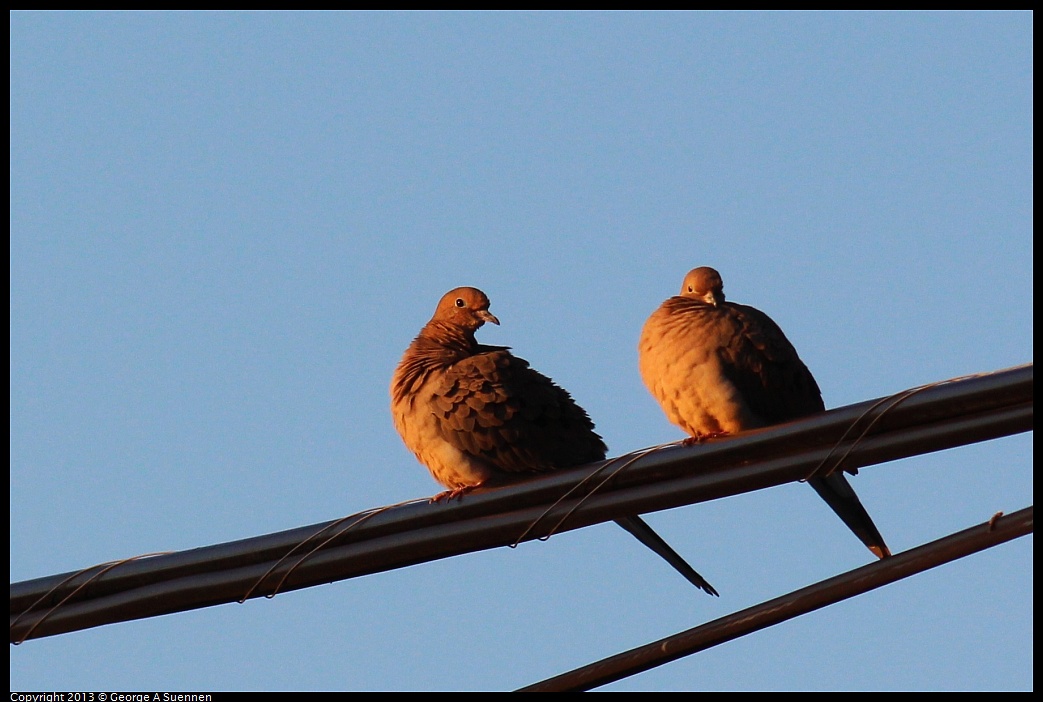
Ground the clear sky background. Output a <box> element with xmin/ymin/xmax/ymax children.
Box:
<box><xmin>10</xmin><ymin>11</ymin><xmax>1032</xmax><ymax>692</ymax></box>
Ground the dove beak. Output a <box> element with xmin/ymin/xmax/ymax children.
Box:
<box><xmin>478</xmin><ymin>310</ymin><xmax>500</xmax><ymax>326</ymax></box>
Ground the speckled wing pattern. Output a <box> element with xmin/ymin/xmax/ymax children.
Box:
<box><xmin>431</xmin><ymin>345</ymin><xmax>608</xmax><ymax>473</ymax></box>
<box><xmin>716</xmin><ymin>300</ymin><xmax>825</xmax><ymax>423</ymax></box>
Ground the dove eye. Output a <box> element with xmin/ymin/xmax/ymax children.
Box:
<box><xmin>687</xmin><ymin>286</ymin><xmax>694</xmax><ymax>293</ymax></box>
<box><xmin>455</xmin><ymin>298</ymin><xmax>465</xmax><ymax>307</ymax></box>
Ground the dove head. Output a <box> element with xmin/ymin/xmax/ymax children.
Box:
<box><xmin>432</xmin><ymin>287</ymin><xmax>501</xmax><ymax>331</ymax></box>
<box><xmin>680</xmin><ymin>267</ymin><xmax>725</xmax><ymax>306</ymax></box>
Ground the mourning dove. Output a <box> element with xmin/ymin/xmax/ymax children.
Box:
<box><xmin>638</xmin><ymin>267</ymin><xmax>891</xmax><ymax>559</ymax></box>
<box><xmin>392</xmin><ymin>287</ymin><xmax>718</xmax><ymax>596</ymax></box>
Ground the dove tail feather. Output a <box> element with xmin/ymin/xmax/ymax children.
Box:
<box><xmin>808</xmin><ymin>473</ymin><xmax>892</xmax><ymax>559</ymax></box>
<box><xmin>614</xmin><ymin>515</ymin><xmax>719</xmax><ymax>596</ymax></box>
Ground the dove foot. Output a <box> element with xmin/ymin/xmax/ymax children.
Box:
<box><xmin>682</xmin><ymin>431</ymin><xmax>728</xmax><ymax>446</ymax></box>
<box><xmin>430</xmin><ymin>485</ymin><xmax>479</xmax><ymax>503</ymax></box>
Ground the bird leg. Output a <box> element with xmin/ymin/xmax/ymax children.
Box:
<box><xmin>430</xmin><ymin>484</ymin><xmax>480</xmax><ymax>503</ymax></box>
<box><xmin>682</xmin><ymin>431</ymin><xmax>729</xmax><ymax>446</ymax></box>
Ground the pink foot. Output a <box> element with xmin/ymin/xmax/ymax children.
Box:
<box><xmin>430</xmin><ymin>485</ymin><xmax>479</xmax><ymax>503</ymax></box>
<box><xmin>682</xmin><ymin>431</ymin><xmax>729</xmax><ymax>446</ymax></box>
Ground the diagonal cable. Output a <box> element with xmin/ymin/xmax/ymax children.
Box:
<box><xmin>519</xmin><ymin>506</ymin><xmax>1034</xmax><ymax>692</ymax></box>
<box><xmin>9</xmin><ymin>364</ymin><xmax>1033</xmax><ymax>642</ymax></box>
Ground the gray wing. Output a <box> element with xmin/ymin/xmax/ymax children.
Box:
<box><xmin>430</xmin><ymin>348</ymin><xmax>607</xmax><ymax>473</ymax></box>
<box><xmin>723</xmin><ymin>304</ymin><xmax>890</xmax><ymax>558</ymax></box>
<box><xmin>718</xmin><ymin>302</ymin><xmax>825</xmax><ymax>422</ymax></box>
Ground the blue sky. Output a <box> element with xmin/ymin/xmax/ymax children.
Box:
<box><xmin>10</xmin><ymin>11</ymin><xmax>1032</xmax><ymax>691</ymax></box>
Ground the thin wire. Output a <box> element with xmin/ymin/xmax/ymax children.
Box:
<box><xmin>10</xmin><ymin>552</ymin><xmax>173</xmax><ymax>644</ymax></box>
<box><xmin>239</xmin><ymin>497</ymin><xmax>429</xmax><ymax>602</ymax></box>
<box><xmin>513</xmin><ymin>365</ymin><xmax>1025</xmax><ymax>549</ymax></box>
<box><xmin>516</xmin><ymin>367</ymin><xmax>1017</xmax><ymax>546</ymax></box>
<box><xmin>510</xmin><ymin>441</ymin><xmax>682</xmax><ymax>547</ymax></box>
<box><xmin>803</xmin><ymin>370</ymin><xmax>995</xmax><ymax>482</ymax></box>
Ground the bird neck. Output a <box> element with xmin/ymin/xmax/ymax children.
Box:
<box><xmin>390</xmin><ymin>324</ymin><xmax>478</xmax><ymax>406</ymax></box>
<box><xmin>421</xmin><ymin>321</ymin><xmax>480</xmax><ymax>356</ymax></box>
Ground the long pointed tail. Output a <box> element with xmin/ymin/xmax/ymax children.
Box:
<box><xmin>808</xmin><ymin>473</ymin><xmax>891</xmax><ymax>559</ymax></box>
<box><xmin>614</xmin><ymin>515</ymin><xmax>718</xmax><ymax>596</ymax></box>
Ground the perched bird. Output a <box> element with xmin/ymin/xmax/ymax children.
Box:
<box><xmin>638</xmin><ymin>266</ymin><xmax>891</xmax><ymax>559</ymax></box>
<box><xmin>392</xmin><ymin>286</ymin><xmax>718</xmax><ymax>596</ymax></box>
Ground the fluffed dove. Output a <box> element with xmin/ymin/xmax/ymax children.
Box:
<box><xmin>638</xmin><ymin>267</ymin><xmax>891</xmax><ymax>559</ymax></box>
<box><xmin>392</xmin><ymin>286</ymin><xmax>718</xmax><ymax>596</ymax></box>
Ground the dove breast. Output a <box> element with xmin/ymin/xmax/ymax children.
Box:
<box><xmin>638</xmin><ymin>296</ymin><xmax>764</xmax><ymax>437</ymax></box>
<box><xmin>391</xmin><ymin>367</ymin><xmax>499</xmax><ymax>490</ymax></box>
